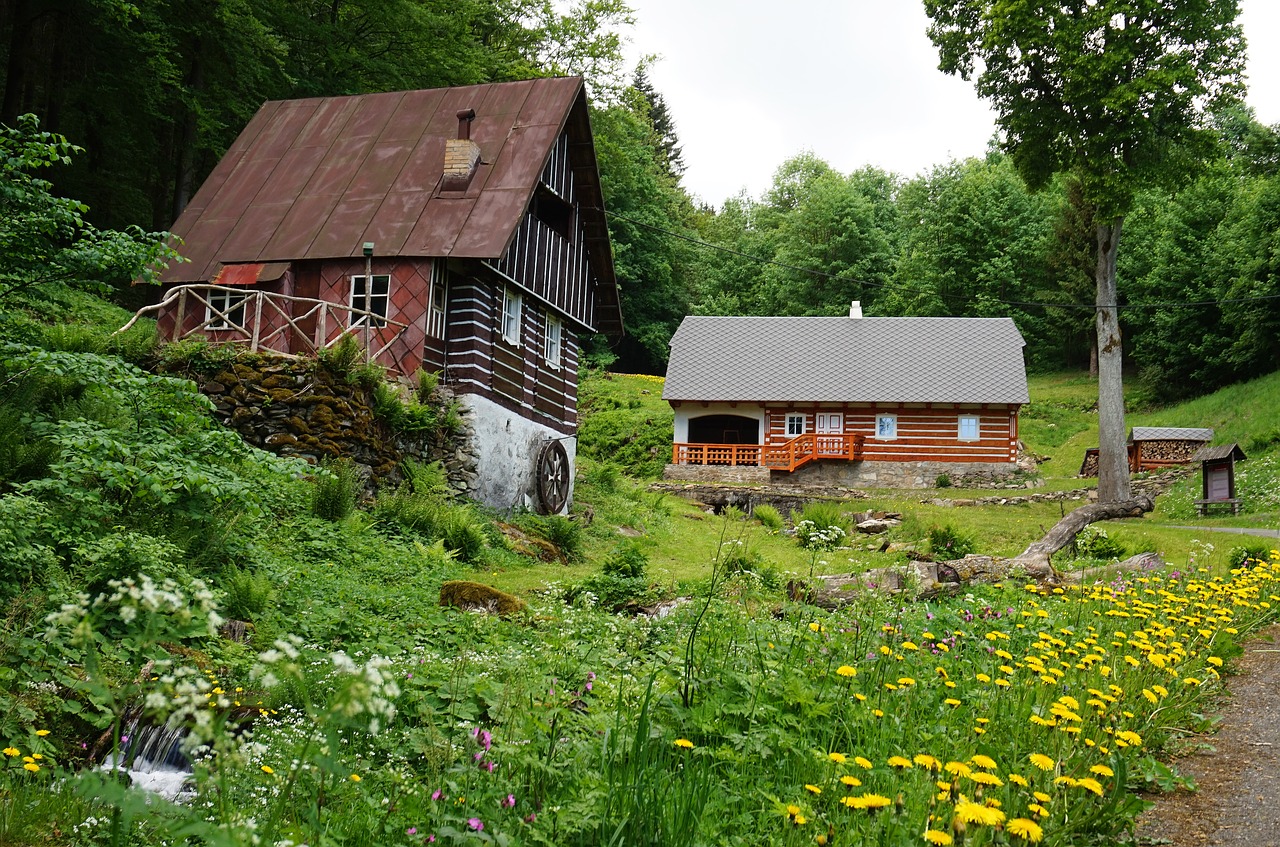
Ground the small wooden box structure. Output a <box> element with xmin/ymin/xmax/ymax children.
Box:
<box><xmin>1192</xmin><ymin>443</ymin><xmax>1246</xmax><ymax>515</ymax></box>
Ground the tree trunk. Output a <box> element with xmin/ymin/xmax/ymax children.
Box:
<box><xmin>1011</xmin><ymin>495</ymin><xmax>1153</xmax><ymax>576</ymax></box>
<box><xmin>1095</xmin><ymin>218</ymin><xmax>1131</xmax><ymax>502</ymax></box>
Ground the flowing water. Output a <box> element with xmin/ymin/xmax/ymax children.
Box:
<box><xmin>102</xmin><ymin>722</ymin><xmax>194</xmax><ymax>801</ymax></box>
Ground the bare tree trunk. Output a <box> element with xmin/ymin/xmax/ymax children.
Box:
<box><xmin>1095</xmin><ymin>219</ymin><xmax>1131</xmax><ymax>503</ymax></box>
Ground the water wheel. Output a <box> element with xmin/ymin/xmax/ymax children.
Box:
<box><xmin>535</xmin><ymin>439</ymin><xmax>570</xmax><ymax>514</ymax></box>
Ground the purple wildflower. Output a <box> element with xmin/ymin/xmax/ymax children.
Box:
<box><xmin>467</xmin><ymin>818</ymin><xmax>484</xmax><ymax>831</ymax></box>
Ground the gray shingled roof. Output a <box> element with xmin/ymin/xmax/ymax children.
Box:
<box><xmin>662</xmin><ymin>316</ymin><xmax>1029</xmax><ymax>404</ymax></box>
<box><xmin>1191</xmin><ymin>444</ymin><xmax>1246</xmax><ymax>462</ymax></box>
<box><xmin>1130</xmin><ymin>427</ymin><xmax>1214</xmax><ymax>442</ymax></box>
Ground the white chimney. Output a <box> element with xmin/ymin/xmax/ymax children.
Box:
<box><xmin>849</xmin><ymin>300</ymin><xmax>862</xmax><ymax>319</ymax></box>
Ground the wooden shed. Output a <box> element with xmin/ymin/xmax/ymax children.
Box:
<box><xmin>1192</xmin><ymin>443</ymin><xmax>1247</xmax><ymax>515</ymax></box>
<box><xmin>1079</xmin><ymin>426</ymin><xmax>1214</xmax><ymax>476</ymax></box>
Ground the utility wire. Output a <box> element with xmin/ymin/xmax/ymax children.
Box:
<box><xmin>606</xmin><ymin>210</ymin><xmax>1280</xmax><ymax>313</ymax></box>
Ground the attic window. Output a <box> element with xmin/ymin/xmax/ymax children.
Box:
<box><xmin>532</xmin><ymin>184</ymin><xmax>573</xmax><ymax>240</ymax></box>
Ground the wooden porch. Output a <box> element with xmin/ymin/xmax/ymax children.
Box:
<box><xmin>671</xmin><ymin>433</ymin><xmax>864</xmax><ymax>473</ymax></box>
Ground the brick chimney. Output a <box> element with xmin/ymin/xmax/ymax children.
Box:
<box><xmin>442</xmin><ymin>109</ymin><xmax>480</xmax><ymax>191</ymax></box>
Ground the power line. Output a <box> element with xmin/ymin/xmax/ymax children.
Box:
<box><xmin>605</xmin><ymin>210</ymin><xmax>1280</xmax><ymax>313</ymax></box>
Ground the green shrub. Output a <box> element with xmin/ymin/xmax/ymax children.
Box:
<box><xmin>719</xmin><ymin>538</ymin><xmax>764</xmax><ymax>573</ymax></box>
<box><xmin>414</xmin><ymin>368</ymin><xmax>440</xmax><ymax>401</ymax></box>
<box><xmin>316</xmin><ymin>332</ymin><xmax>363</xmax><ymax>375</ymax></box>
<box><xmin>1226</xmin><ymin>545</ymin><xmax>1272</xmax><ymax>569</ymax></box>
<box><xmin>935</xmin><ymin>473</ymin><xmax>953</xmax><ymax>489</ymax></box>
<box><xmin>523</xmin><ymin>514</ymin><xmax>584</xmax><ymax>563</ymax></box>
<box><xmin>751</xmin><ymin>503</ymin><xmax>784</xmax><ymax>532</ymax></box>
<box><xmin>402</xmin><ymin>459</ymin><xmax>451</xmax><ymax>497</ymax></box>
<box><xmin>311</xmin><ymin>458</ymin><xmax>361</xmax><ymax>521</ymax></box>
<box><xmin>156</xmin><ymin>335</ymin><xmax>241</xmax><ymax>374</ymax></box>
<box><xmin>374</xmin><ymin>488</ymin><xmax>488</xmax><ymax>562</ymax></box>
<box><xmin>602</xmin><ymin>540</ymin><xmax>648</xmax><ymax>579</ymax></box>
<box><xmin>581</xmin><ymin>461</ymin><xmax>622</xmax><ymax>493</ymax></box>
<box><xmin>1074</xmin><ymin>525</ymin><xmax>1126</xmax><ymax>560</ymax></box>
<box><xmin>220</xmin><ymin>564</ymin><xmax>275</xmax><ymax>621</ymax></box>
<box><xmin>563</xmin><ymin>572</ymin><xmax>655</xmax><ymax>611</ymax></box>
<box><xmin>793</xmin><ymin>501</ymin><xmax>848</xmax><ymax>537</ymax></box>
<box><xmin>928</xmin><ymin>524</ymin><xmax>976</xmax><ymax>559</ymax></box>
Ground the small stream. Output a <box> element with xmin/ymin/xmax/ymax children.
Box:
<box><xmin>102</xmin><ymin>723</ymin><xmax>194</xmax><ymax>801</ymax></box>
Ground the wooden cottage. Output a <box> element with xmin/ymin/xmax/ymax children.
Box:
<box><xmin>149</xmin><ymin>77</ymin><xmax>622</xmax><ymax>513</ymax></box>
<box><xmin>662</xmin><ymin>314</ymin><xmax>1029</xmax><ymax>488</ymax></box>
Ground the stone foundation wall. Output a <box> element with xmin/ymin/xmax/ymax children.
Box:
<box><xmin>661</xmin><ymin>463</ymin><xmax>771</xmax><ymax>485</ymax></box>
<box><xmin>781</xmin><ymin>459</ymin><xmax>1023</xmax><ymax>490</ymax></box>
<box><xmin>462</xmin><ymin>393</ymin><xmax>575</xmax><ymax>514</ymax></box>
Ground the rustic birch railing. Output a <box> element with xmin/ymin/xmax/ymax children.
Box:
<box><xmin>671</xmin><ymin>434</ymin><xmax>864</xmax><ymax>473</ymax></box>
<box><xmin>115</xmin><ymin>284</ymin><xmax>411</xmax><ymax>366</ymax></box>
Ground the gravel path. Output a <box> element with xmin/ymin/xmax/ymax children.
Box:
<box><xmin>1137</xmin><ymin>625</ymin><xmax>1280</xmax><ymax>846</ymax></box>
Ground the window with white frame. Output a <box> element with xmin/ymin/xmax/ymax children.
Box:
<box><xmin>785</xmin><ymin>413</ymin><xmax>805</xmax><ymax>437</ymax></box>
<box><xmin>350</xmin><ymin>274</ymin><xmax>390</xmax><ymax>327</ymax></box>
<box><xmin>543</xmin><ymin>312</ymin><xmax>562</xmax><ymax>368</ymax></box>
<box><xmin>206</xmin><ymin>289</ymin><xmax>247</xmax><ymax>331</ymax></box>
<box><xmin>501</xmin><ymin>287</ymin><xmax>522</xmax><ymax>345</ymax></box>
<box><xmin>876</xmin><ymin>413</ymin><xmax>898</xmax><ymax>439</ymax></box>
<box><xmin>958</xmin><ymin>415</ymin><xmax>980</xmax><ymax>441</ymax></box>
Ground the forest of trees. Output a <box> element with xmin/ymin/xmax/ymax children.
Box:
<box><xmin>2</xmin><ymin>0</ymin><xmax>1279</xmax><ymax>401</ymax></box>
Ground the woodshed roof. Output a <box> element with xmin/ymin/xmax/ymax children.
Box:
<box><xmin>1129</xmin><ymin>427</ymin><xmax>1214</xmax><ymax>443</ymax></box>
<box><xmin>662</xmin><ymin>316</ymin><xmax>1029</xmax><ymax>405</ymax></box>
<box><xmin>160</xmin><ymin>77</ymin><xmax>617</xmax><ymax>305</ymax></box>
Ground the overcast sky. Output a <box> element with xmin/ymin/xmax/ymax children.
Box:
<box><xmin>623</xmin><ymin>1</ymin><xmax>1280</xmax><ymax>207</ymax></box>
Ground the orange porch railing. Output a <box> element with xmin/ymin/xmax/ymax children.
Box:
<box><xmin>672</xmin><ymin>434</ymin><xmax>864</xmax><ymax>472</ymax></box>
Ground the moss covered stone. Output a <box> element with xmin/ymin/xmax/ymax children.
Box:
<box><xmin>438</xmin><ymin>581</ymin><xmax>526</xmax><ymax>616</ymax></box>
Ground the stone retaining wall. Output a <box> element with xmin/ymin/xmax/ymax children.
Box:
<box><xmin>163</xmin><ymin>356</ymin><xmax>475</xmax><ymax>494</ymax></box>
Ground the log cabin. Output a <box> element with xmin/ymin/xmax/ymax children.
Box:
<box><xmin>662</xmin><ymin>309</ymin><xmax>1030</xmax><ymax>488</ymax></box>
<box><xmin>146</xmin><ymin>77</ymin><xmax>622</xmax><ymax>513</ymax></box>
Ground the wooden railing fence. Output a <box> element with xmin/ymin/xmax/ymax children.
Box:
<box><xmin>115</xmin><ymin>284</ymin><xmax>411</xmax><ymax>368</ymax></box>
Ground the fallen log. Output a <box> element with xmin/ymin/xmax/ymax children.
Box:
<box><xmin>788</xmin><ymin>496</ymin><xmax>1158</xmax><ymax>606</ymax></box>
<box><xmin>1009</xmin><ymin>496</ymin><xmax>1155</xmax><ymax>582</ymax></box>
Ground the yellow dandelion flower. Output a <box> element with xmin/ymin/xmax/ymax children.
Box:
<box><xmin>787</xmin><ymin>804</ymin><xmax>802</xmax><ymax>818</ymax></box>
<box><xmin>945</xmin><ymin>698</ymin><xmax>962</xmax><ymax>707</ymax></box>
<box><xmin>828</xmin><ymin>752</ymin><xmax>847</xmax><ymax>764</ymax></box>
<box><xmin>954</xmin><ymin>800</ymin><xmax>1005</xmax><ymax>826</ymax></box>
<box><xmin>898</xmin><ymin>677</ymin><xmax>917</xmax><ymax>686</ymax></box>
<box><xmin>261</xmin><ymin>766</ymin><xmax>274</xmax><ymax>774</ymax></box>
<box><xmin>970</xmin><ymin>772</ymin><xmax>1003</xmax><ymax>787</ymax></box>
<box><xmin>888</xmin><ymin>756</ymin><xmax>913</xmax><ymax>769</ymax></box>
<box><xmin>1116</xmin><ymin>730</ymin><xmax>1143</xmax><ymax>747</ymax></box>
<box><xmin>923</xmin><ymin>829</ymin><xmax>954</xmax><ymax>846</ymax></box>
<box><xmin>855</xmin><ymin>756</ymin><xmax>873</xmax><ymax>769</ymax></box>
<box><xmin>855</xmin><ymin>693</ymin><xmax>868</xmax><ymax>702</ymax></box>
<box><xmin>2</xmin><ymin>747</ymin><xmax>18</xmax><ymax>757</ymax></box>
<box><xmin>805</xmin><ymin>784</ymin><xmax>822</xmax><ymax>795</ymax></box>
<box><xmin>1009</xmin><ymin>773</ymin><xmax>1029</xmax><ymax>787</ymax></box>
<box><xmin>840</xmin><ymin>775</ymin><xmax>862</xmax><ymax>788</ymax></box>
<box><xmin>874</xmin><ymin>709</ymin><xmax>885</xmax><ymax>718</ymax></box>
<box><xmin>1027</xmin><ymin>803</ymin><xmax>1049</xmax><ymax>818</ymax></box>
<box><xmin>1033</xmin><ymin>791</ymin><xmax>1051</xmax><ymax>803</ymax></box>
<box><xmin>350</xmin><ymin>774</ymin><xmax>362</xmax><ymax>782</ymax></box>
<box><xmin>23</xmin><ymin>762</ymin><xmax>39</xmax><ymax>773</ymax></box>
<box><xmin>914</xmin><ymin>754</ymin><xmax>941</xmax><ymax>771</ymax></box>
<box><xmin>1007</xmin><ymin>817</ymin><xmax>1044</xmax><ymax>842</ymax></box>
<box><xmin>1028</xmin><ymin>754</ymin><xmax>1055</xmax><ymax>772</ymax></box>
<box><xmin>1089</xmin><ymin>764</ymin><xmax>1114</xmax><ymax>778</ymax></box>
<box><xmin>1053</xmin><ymin>776</ymin><xmax>1078</xmax><ymax>787</ymax></box>
<box><xmin>809</xmin><ymin>622</ymin><xmax>822</xmax><ymax>632</ymax></box>
<box><xmin>970</xmin><ymin>754</ymin><xmax>997</xmax><ymax>770</ymax></box>
<box><xmin>944</xmin><ymin>761</ymin><xmax>973</xmax><ymax>779</ymax></box>
<box><xmin>34</xmin><ymin>730</ymin><xmax>50</xmax><ymax>737</ymax></box>
<box><xmin>1207</xmin><ymin>656</ymin><xmax>1223</xmax><ymax>667</ymax></box>
<box><xmin>674</xmin><ymin>738</ymin><xmax>695</xmax><ymax>749</ymax></box>
<box><xmin>903</xmin><ymin>642</ymin><xmax>919</xmax><ymax>651</ymax></box>
<box><xmin>836</xmin><ymin>665</ymin><xmax>857</xmax><ymax>677</ymax></box>
<box><xmin>1077</xmin><ymin>777</ymin><xmax>1104</xmax><ymax>796</ymax></box>
<box><xmin>976</xmin><ymin>673</ymin><xmax>992</xmax><ymax>683</ymax></box>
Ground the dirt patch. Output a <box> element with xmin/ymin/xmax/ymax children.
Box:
<box><xmin>1137</xmin><ymin>624</ymin><xmax>1280</xmax><ymax>846</ymax></box>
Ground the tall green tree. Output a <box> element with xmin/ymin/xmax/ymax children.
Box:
<box><xmin>925</xmin><ymin>0</ymin><xmax>1246</xmax><ymax>502</ymax></box>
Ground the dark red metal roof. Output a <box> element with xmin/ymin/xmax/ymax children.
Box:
<box><xmin>161</xmin><ymin>78</ymin><xmax>619</xmax><ymax>330</ymax></box>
